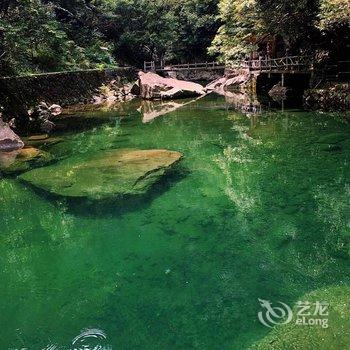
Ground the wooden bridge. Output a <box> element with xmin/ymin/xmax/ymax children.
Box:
<box><xmin>144</xmin><ymin>56</ymin><xmax>313</xmax><ymax>74</ymax></box>
<box><xmin>143</xmin><ymin>61</ymin><xmax>225</xmax><ymax>72</ymax></box>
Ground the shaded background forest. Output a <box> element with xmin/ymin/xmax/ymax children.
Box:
<box><xmin>0</xmin><ymin>0</ymin><xmax>349</xmax><ymax>75</ymax></box>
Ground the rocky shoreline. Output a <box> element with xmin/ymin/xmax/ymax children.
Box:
<box><xmin>1</xmin><ymin>70</ymin><xmax>349</xmax><ymax>167</ymax></box>
<box><xmin>304</xmin><ymin>83</ymin><xmax>350</xmax><ymax>111</ymax></box>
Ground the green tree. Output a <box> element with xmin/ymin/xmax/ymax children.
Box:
<box><xmin>209</xmin><ymin>0</ymin><xmax>262</xmax><ymax>62</ymax></box>
<box><xmin>210</xmin><ymin>0</ymin><xmax>325</xmax><ymax>62</ymax></box>
<box><xmin>169</xmin><ymin>0</ymin><xmax>220</xmax><ymax>62</ymax></box>
<box><xmin>102</xmin><ymin>0</ymin><xmax>177</xmax><ymax>65</ymax></box>
<box><xmin>256</xmin><ymin>0</ymin><xmax>319</xmax><ymax>53</ymax></box>
<box><xmin>317</xmin><ymin>0</ymin><xmax>350</xmax><ymax>60</ymax></box>
<box><xmin>103</xmin><ymin>0</ymin><xmax>219</xmax><ymax>66</ymax></box>
<box><xmin>0</xmin><ymin>0</ymin><xmax>114</xmax><ymax>75</ymax></box>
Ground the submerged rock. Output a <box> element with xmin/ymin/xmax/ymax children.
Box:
<box><xmin>19</xmin><ymin>149</ymin><xmax>183</xmax><ymax>200</ymax></box>
<box><xmin>138</xmin><ymin>71</ymin><xmax>205</xmax><ymax>100</ymax></box>
<box><xmin>24</xmin><ymin>135</ymin><xmax>63</xmax><ymax>148</ymax></box>
<box><xmin>0</xmin><ymin>119</ymin><xmax>24</xmax><ymax>151</ymax></box>
<box><xmin>0</xmin><ymin>146</ymin><xmax>52</xmax><ymax>174</ymax></box>
<box><xmin>268</xmin><ymin>82</ymin><xmax>288</xmax><ymax>101</ymax></box>
<box><xmin>27</xmin><ymin>134</ymin><xmax>50</xmax><ymax>141</ymax></box>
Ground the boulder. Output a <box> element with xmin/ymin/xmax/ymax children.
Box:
<box><xmin>205</xmin><ymin>71</ymin><xmax>250</xmax><ymax>94</ymax></box>
<box><xmin>92</xmin><ymin>80</ymin><xmax>139</xmax><ymax>105</ymax></box>
<box><xmin>28</xmin><ymin>102</ymin><xmax>63</xmax><ymax>133</ymax></box>
<box><xmin>205</xmin><ymin>77</ymin><xmax>227</xmax><ymax>92</ymax></box>
<box><xmin>19</xmin><ymin>149</ymin><xmax>183</xmax><ymax>200</ymax></box>
<box><xmin>49</xmin><ymin>104</ymin><xmax>63</xmax><ymax>116</ymax></box>
<box><xmin>224</xmin><ymin>75</ymin><xmax>248</xmax><ymax>88</ymax></box>
<box><xmin>160</xmin><ymin>88</ymin><xmax>201</xmax><ymax>99</ymax></box>
<box><xmin>268</xmin><ymin>82</ymin><xmax>287</xmax><ymax>101</ymax></box>
<box><xmin>138</xmin><ymin>71</ymin><xmax>205</xmax><ymax>100</ymax></box>
<box><xmin>0</xmin><ymin>119</ymin><xmax>24</xmax><ymax>151</ymax></box>
<box><xmin>29</xmin><ymin>102</ymin><xmax>62</xmax><ymax>120</ymax></box>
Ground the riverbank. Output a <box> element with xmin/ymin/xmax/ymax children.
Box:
<box><xmin>0</xmin><ymin>67</ymin><xmax>137</xmax><ymax>119</ymax></box>
<box><xmin>1</xmin><ymin>69</ymin><xmax>349</xmax><ymax>134</ymax></box>
<box><xmin>304</xmin><ymin>83</ymin><xmax>350</xmax><ymax>111</ymax></box>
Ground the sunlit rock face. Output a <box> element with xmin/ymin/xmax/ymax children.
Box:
<box><xmin>0</xmin><ymin>119</ymin><xmax>24</xmax><ymax>151</ymax></box>
<box><xmin>138</xmin><ymin>71</ymin><xmax>205</xmax><ymax>100</ymax></box>
<box><xmin>19</xmin><ymin>149</ymin><xmax>183</xmax><ymax>200</ymax></box>
<box><xmin>205</xmin><ymin>71</ymin><xmax>250</xmax><ymax>94</ymax></box>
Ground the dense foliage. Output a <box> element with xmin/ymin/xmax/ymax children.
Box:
<box><xmin>105</xmin><ymin>0</ymin><xmax>219</xmax><ymax>65</ymax></box>
<box><xmin>211</xmin><ymin>0</ymin><xmax>350</xmax><ymax>62</ymax></box>
<box><xmin>0</xmin><ymin>0</ymin><xmax>115</xmax><ymax>75</ymax></box>
<box><xmin>0</xmin><ymin>0</ymin><xmax>219</xmax><ymax>75</ymax></box>
<box><xmin>0</xmin><ymin>0</ymin><xmax>348</xmax><ymax>75</ymax></box>
<box><xmin>317</xmin><ymin>0</ymin><xmax>350</xmax><ymax>61</ymax></box>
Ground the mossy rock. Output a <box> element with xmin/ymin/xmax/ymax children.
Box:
<box><xmin>19</xmin><ymin>149</ymin><xmax>183</xmax><ymax>200</ymax></box>
<box><xmin>23</xmin><ymin>135</ymin><xmax>63</xmax><ymax>148</ymax></box>
<box><xmin>0</xmin><ymin>147</ymin><xmax>53</xmax><ymax>174</ymax></box>
<box><xmin>249</xmin><ymin>285</ymin><xmax>350</xmax><ymax>350</ymax></box>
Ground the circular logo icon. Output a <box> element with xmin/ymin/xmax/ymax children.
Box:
<box><xmin>258</xmin><ymin>298</ymin><xmax>293</xmax><ymax>328</ymax></box>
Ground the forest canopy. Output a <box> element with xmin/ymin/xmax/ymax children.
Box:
<box><xmin>0</xmin><ymin>0</ymin><xmax>348</xmax><ymax>75</ymax></box>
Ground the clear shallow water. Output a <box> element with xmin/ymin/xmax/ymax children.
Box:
<box><xmin>0</xmin><ymin>95</ymin><xmax>349</xmax><ymax>349</ymax></box>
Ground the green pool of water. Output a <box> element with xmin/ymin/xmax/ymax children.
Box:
<box><xmin>0</xmin><ymin>95</ymin><xmax>349</xmax><ymax>349</ymax></box>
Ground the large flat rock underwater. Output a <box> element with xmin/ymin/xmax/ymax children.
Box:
<box><xmin>19</xmin><ymin>149</ymin><xmax>183</xmax><ymax>200</ymax></box>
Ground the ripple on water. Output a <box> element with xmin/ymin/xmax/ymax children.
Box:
<box><xmin>42</xmin><ymin>329</ymin><xmax>111</xmax><ymax>350</ymax></box>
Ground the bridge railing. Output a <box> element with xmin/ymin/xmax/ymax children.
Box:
<box><xmin>164</xmin><ymin>61</ymin><xmax>224</xmax><ymax>70</ymax></box>
<box><xmin>228</xmin><ymin>56</ymin><xmax>312</xmax><ymax>71</ymax></box>
<box><xmin>144</xmin><ymin>61</ymin><xmax>224</xmax><ymax>72</ymax></box>
<box><xmin>144</xmin><ymin>56</ymin><xmax>313</xmax><ymax>73</ymax></box>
